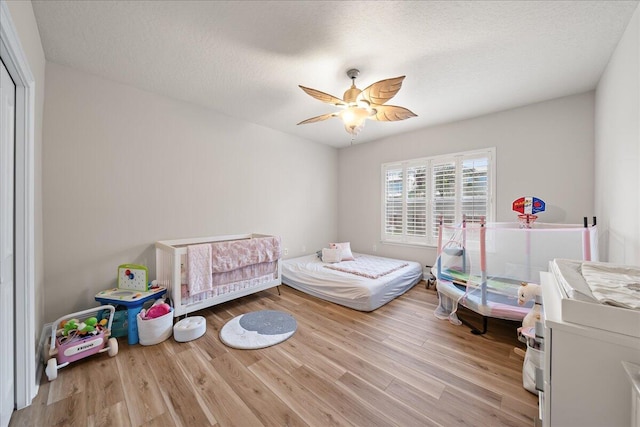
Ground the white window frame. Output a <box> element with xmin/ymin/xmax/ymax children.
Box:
<box><xmin>381</xmin><ymin>147</ymin><xmax>495</xmax><ymax>247</ymax></box>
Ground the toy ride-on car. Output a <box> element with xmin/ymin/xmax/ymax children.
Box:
<box><xmin>45</xmin><ymin>305</ymin><xmax>118</xmax><ymax>381</ymax></box>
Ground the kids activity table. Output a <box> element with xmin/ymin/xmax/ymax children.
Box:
<box><xmin>95</xmin><ymin>287</ymin><xmax>167</xmax><ymax>345</ymax></box>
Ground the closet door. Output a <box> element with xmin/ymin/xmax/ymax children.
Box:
<box><xmin>0</xmin><ymin>58</ymin><xmax>16</xmax><ymax>427</ymax></box>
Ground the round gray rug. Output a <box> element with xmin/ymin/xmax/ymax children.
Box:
<box><xmin>219</xmin><ymin>310</ymin><xmax>297</xmax><ymax>349</ymax></box>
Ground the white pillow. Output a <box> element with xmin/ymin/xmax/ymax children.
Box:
<box><xmin>330</xmin><ymin>242</ymin><xmax>354</xmax><ymax>261</ymax></box>
<box><xmin>322</xmin><ymin>248</ymin><xmax>342</xmax><ymax>263</ymax></box>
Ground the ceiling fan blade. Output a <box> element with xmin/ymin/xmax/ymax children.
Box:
<box><xmin>298</xmin><ymin>85</ymin><xmax>347</xmax><ymax>107</ymax></box>
<box><xmin>370</xmin><ymin>105</ymin><xmax>417</xmax><ymax>121</ymax></box>
<box><xmin>297</xmin><ymin>112</ymin><xmax>338</xmax><ymax>125</ymax></box>
<box><xmin>359</xmin><ymin>76</ymin><xmax>406</xmax><ymax>105</ymax></box>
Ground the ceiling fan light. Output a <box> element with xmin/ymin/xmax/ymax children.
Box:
<box><xmin>341</xmin><ymin>106</ymin><xmax>370</xmax><ymax>135</ymax></box>
<box><xmin>345</xmin><ymin>122</ymin><xmax>365</xmax><ymax>135</ymax></box>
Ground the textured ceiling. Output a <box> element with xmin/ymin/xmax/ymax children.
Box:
<box><xmin>31</xmin><ymin>0</ymin><xmax>638</xmax><ymax>148</ymax></box>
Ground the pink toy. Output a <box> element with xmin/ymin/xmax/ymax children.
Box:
<box><xmin>142</xmin><ymin>302</ymin><xmax>171</xmax><ymax>319</ymax></box>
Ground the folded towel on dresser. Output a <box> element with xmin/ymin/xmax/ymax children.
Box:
<box><xmin>581</xmin><ymin>262</ymin><xmax>640</xmax><ymax>310</ymax></box>
<box><xmin>187</xmin><ymin>244</ymin><xmax>213</xmax><ymax>296</ymax></box>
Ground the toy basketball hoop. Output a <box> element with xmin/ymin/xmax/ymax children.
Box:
<box><xmin>513</xmin><ymin>197</ymin><xmax>545</xmax><ymax>228</ymax></box>
<box><xmin>517</xmin><ymin>214</ymin><xmax>538</xmax><ymax>228</ymax></box>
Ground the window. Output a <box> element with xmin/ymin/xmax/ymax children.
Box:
<box><xmin>382</xmin><ymin>148</ymin><xmax>495</xmax><ymax>246</ymax></box>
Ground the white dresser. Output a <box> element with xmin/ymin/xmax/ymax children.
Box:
<box><xmin>540</xmin><ymin>271</ymin><xmax>640</xmax><ymax>427</ymax></box>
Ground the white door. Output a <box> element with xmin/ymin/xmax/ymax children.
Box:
<box><xmin>0</xmin><ymin>59</ymin><xmax>16</xmax><ymax>427</ymax></box>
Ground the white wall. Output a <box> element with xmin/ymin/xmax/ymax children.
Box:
<box><xmin>43</xmin><ymin>63</ymin><xmax>337</xmax><ymax>322</ymax></box>
<box><xmin>338</xmin><ymin>92</ymin><xmax>595</xmax><ymax>267</ymax></box>
<box><xmin>595</xmin><ymin>5</ymin><xmax>640</xmax><ymax>265</ymax></box>
<box><xmin>5</xmin><ymin>0</ymin><xmax>46</xmax><ymax>350</ymax></box>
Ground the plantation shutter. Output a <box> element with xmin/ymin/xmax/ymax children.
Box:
<box><xmin>461</xmin><ymin>156</ymin><xmax>489</xmax><ymax>224</ymax></box>
<box><xmin>432</xmin><ymin>160</ymin><xmax>456</xmax><ymax>238</ymax></box>
<box><xmin>406</xmin><ymin>163</ymin><xmax>427</xmax><ymax>238</ymax></box>
<box><xmin>383</xmin><ymin>165</ymin><xmax>404</xmax><ymax>238</ymax></box>
<box><xmin>381</xmin><ymin>148</ymin><xmax>494</xmax><ymax>246</ymax></box>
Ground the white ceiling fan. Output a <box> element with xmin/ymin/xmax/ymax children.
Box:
<box><xmin>298</xmin><ymin>69</ymin><xmax>417</xmax><ymax>137</ymax></box>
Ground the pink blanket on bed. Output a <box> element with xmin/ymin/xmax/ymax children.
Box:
<box><xmin>187</xmin><ymin>243</ymin><xmax>213</xmax><ymax>295</ymax></box>
<box><xmin>211</xmin><ymin>236</ymin><xmax>281</xmax><ymax>273</ymax></box>
<box><xmin>324</xmin><ymin>255</ymin><xmax>409</xmax><ymax>279</ymax></box>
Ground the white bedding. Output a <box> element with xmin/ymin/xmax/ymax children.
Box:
<box><xmin>281</xmin><ymin>253</ymin><xmax>423</xmax><ymax>311</ymax></box>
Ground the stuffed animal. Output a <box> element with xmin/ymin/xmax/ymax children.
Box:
<box><xmin>60</xmin><ymin>319</ymin><xmax>77</xmax><ymax>336</ymax></box>
<box><xmin>518</xmin><ymin>282</ymin><xmax>542</xmax><ymax>329</ymax></box>
<box><xmin>60</xmin><ymin>317</ymin><xmax>99</xmax><ymax>336</ymax></box>
<box><xmin>142</xmin><ymin>302</ymin><xmax>171</xmax><ymax>320</ymax></box>
<box><xmin>79</xmin><ymin>317</ymin><xmax>98</xmax><ymax>334</ymax></box>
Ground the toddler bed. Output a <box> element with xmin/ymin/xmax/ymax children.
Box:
<box><xmin>155</xmin><ymin>233</ymin><xmax>281</xmax><ymax>317</ymax></box>
<box><xmin>281</xmin><ymin>253</ymin><xmax>423</xmax><ymax>311</ymax></box>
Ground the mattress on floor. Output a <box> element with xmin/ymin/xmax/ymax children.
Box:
<box><xmin>281</xmin><ymin>253</ymin><xmax>423</xmax><ymax>311</ymax></box>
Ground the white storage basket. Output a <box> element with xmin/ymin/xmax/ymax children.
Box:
<box><xmin>137</xmin><ymin>309</ymin><xmax>173</xmax><ymax>345</ymax></box>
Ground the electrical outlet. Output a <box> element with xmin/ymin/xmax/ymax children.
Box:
<box><xmin>301</xmin><ymin>246</ymin><xmax>306</xmax><ymax>253</ymax></box>
<box><xmin>372</xmin><ymin>244</ymin><xmax>377</xmax><ymax>252</ymax></box>
<box><xmin>283</xmin><ymin>248</ymin><xmax>289</xmax><ymax>256</ymax></box>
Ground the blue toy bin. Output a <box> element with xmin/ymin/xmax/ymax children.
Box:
<box><xmin>99</xmin><ymin>305</ymin><xmax>128</xmax><ymax>338</ymax></box>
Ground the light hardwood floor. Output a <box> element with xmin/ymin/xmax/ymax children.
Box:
<box><xmin>11</xmin><ymin>282</ymin><xmax>538</xmax><ymax>427</ymax></box>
